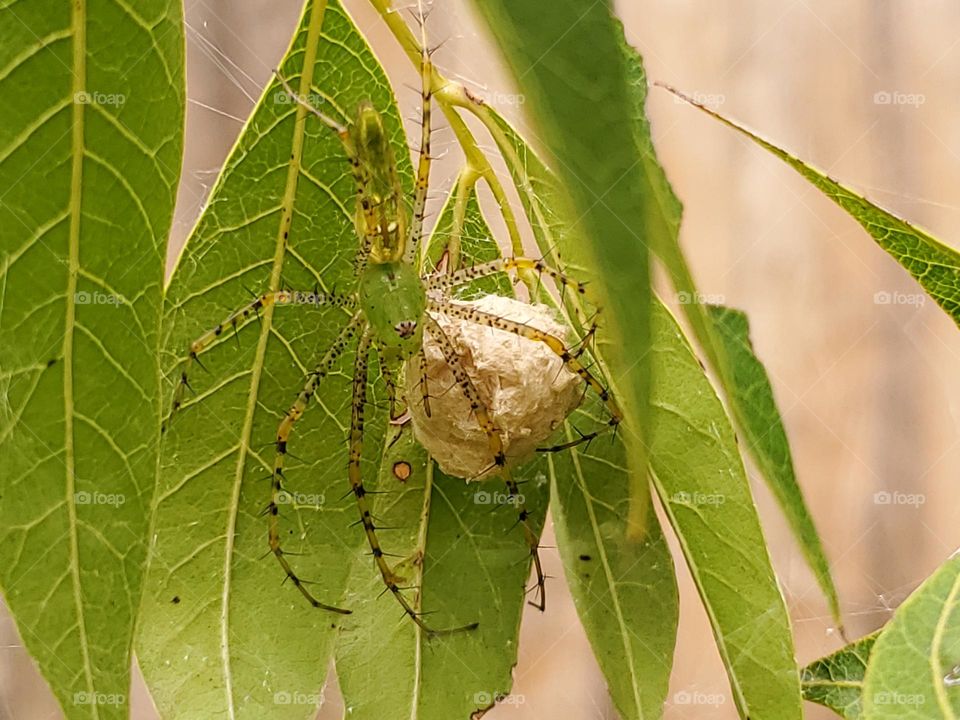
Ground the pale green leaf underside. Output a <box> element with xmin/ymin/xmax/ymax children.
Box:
<box><xmin>0</xmin><ymin>0</ymin><xmax>182</xmax><ymax>718</ymax></box>
<box><xmin>666</xmin><ymin>87</ymin><xmax>960</xmax><ymax>326</ymax></box>
<box><xmin>549</xmin><ymin>417</ymin><xmax>678</xmax><ymax>720</ymax></box>
<box><xmin>481</xmin><ymin>46</ymin><xmax>799</xmax><ymax>720</ymax></box>
<box><xmin>137</xmin><ymin>2</ymin><xmax>408</xmax><ymax>717</ymax></box>
<box><xmin>862</xmin><ymin>554</ymin><xmax>960</xmax><ymax>719</ymax></box>
<box><xmin>802</xmin><ymin>631</ymin><xmax>879</xmax><ymax>719</ymax></box>
<box><xmin>335</xmin><ymin>175</ymin><xmax>547</xmax><ymax>719</ymax></box>
<box><xmin>648</xmin><ymin>300</ymin><xmax>802</xmax><ymax>720</ymax></box>
<box><xmin>472</xmin><ymin>0</ymin><xmax>653</xmax><ymax>535</ymax></box>
<box><xmin>479</xmin><ymin>70</ymin><xmax>680</xmax><ymax>720</ymax></box>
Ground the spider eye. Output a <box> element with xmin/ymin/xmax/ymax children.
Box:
<box><xmin>395</xmin><ymin>320</ymin><xmax>417</xmax><ymax>339</ymax></box>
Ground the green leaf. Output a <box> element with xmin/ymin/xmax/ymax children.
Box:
<box><xmin>648</xmin><ymin>299</ymin><xmax>802</xmax><ymax>720</ymax></box>
<box><xmin>334</xmin><ymin>176</ymin><xmax>548</xmax><ymax>718</ymax></box>
<box><xmin>136</xmin><ymin>2</ymin><xmax>410</xmax><ymax>716</ymax></box>
<box><xmin>862</xmin><ymin>553</ymin><xmax>960</xmax><ymax>719</ymax></box>
<box><xmin>618</xmin><ymin>38</ymin><xmax>842</xmax><ymax>628</ymax></box>
<box><xmin>460</xmin><ymin>36</ymin><xmax>797</xmax><ymax>720</ymax></box>
<box><xmin>802</xmin><ymin>632</ymin><xmax>880</xmax><ymax>719</ymax></box>
<box><xmin>449</xmin><ymin>79</ymin><xmax>680</xmax><ymax>720</ymax></box>
<box><xmin>471</xmin><ymin>0</ymin><xmax>653</xmax><ymax>536</ymax></box>
<box><xmin>707</xmin><ymin>304</ymin><xmax>841</xmax><ymax>626</ymax></box>
<box><xmin>549</xmin><ymin>417</ymin><xmax>678</xmax><ymax>720</ymax></box>
<box><xmin>452</xmin><ymin>121</ymin><xmax>680</xmax><ymax>714</ymax></box>
<box><xmin>0</xmin><ymin>0</ymin><xmax>183</xmax><ymax>717</ymax></box>
<box><xmin>336</xmin><ymin>431</ymin><xmax>550</xmax><ymax>718</ymax></box>
<box><xmin>662</xmin><ymin>84</ymin><xmax>960</xmax><ymax>327</ymax></box>
<box><xmin>475</xmin><ymin>97</ymin><xmax>795</xmax><ymax>720</ymax></box>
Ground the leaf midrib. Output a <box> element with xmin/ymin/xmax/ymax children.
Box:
<box><xmin>217</xmin><ymin>1</ymin><xmax>330</xmax><ymax>715</ymax></box>
<box><xmin>65</xmin><ymin>1</ymin><xmax>99</xmax><ymax>716</ymax></box>
<box><xmin>559</xmin><ymin>443</ymin><xmax>646</xmax><ymax>719</ymax></box>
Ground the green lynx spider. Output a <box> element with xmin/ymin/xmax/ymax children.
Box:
<box><xmin>167</xmin><ymin>25</ymin><xmax>621</xmax><ymax>635</ymax></box>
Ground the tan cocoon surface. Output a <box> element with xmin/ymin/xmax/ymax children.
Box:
<box><xmin>405</xmin><ymin>294</ymin><xmax>582</xmax><ymax>479</ymax></box>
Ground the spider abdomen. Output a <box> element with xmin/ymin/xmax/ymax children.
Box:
<box><xmin>359</xmin><ymin>261</ymin><xmax>426</xmax><ymax>356</ymax></box>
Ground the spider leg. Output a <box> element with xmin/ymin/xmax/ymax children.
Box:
<box><xmin>379</xmin><ymin>352</ymin><xmax>405</xmax><ymax>422</ymax></box>
<box><xmin>267</xmin><ymin>312</ymin><xmax>365</xmax><ymax>613</ymax></box>
<box><xmin>416</xmin><ymin>348</ymin><xmax>432</xmax><ymax>418</ymax></box>
<box><xmin>426</xmin><ymin>255</ymin><xmax>598</xmax><ymax>341</ymax></box>
<box><xmin>349</xmin><ymin>329</ymin><xmax>477</xmax><ymax>635</ymax></box>
<box><xmin>402</xmin><ymin>14</ymin><xmax>434</xmax><ymax>266</ymax></box>
<box><xmin>164</xmin><ymin>289</ymin><xmax>355</xmax><ymax>431</ymax></box>
<box><xmin>423</xmin><ymin>314</ymin><xmax>547</xmax><ymax>611</ymax></box>
<box><xmin>425</xmin><ymin>256</ymin><xmax>587</xmax><ymax>298</ymax></box>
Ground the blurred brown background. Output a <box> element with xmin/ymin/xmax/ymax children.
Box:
<box><xmin>3</xmin><ymin>0</ymin><xmax>960</xmax><ymax>717</ymax></box>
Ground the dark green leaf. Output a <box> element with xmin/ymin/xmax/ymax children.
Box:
<box><xmin>471</xmin><ymin>0</ymin><xmax>653</xmax><ymax>536</ymax></box>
